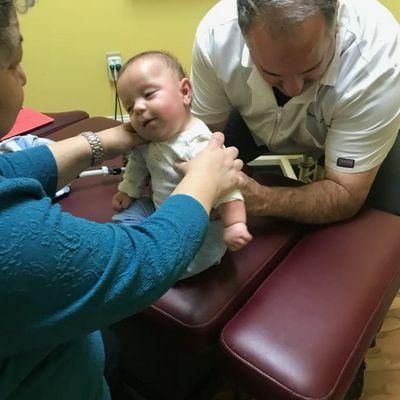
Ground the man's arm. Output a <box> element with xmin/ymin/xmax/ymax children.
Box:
<box><xmin>242</xmin><ymin>164</ymin><xmax>380</xmax><ymax>224</ymax></box>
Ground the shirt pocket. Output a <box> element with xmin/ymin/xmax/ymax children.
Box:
<box><xmin>298</xmin><ymin>111</ymin><xmax>328</xmax><ymax>150</ymax></box>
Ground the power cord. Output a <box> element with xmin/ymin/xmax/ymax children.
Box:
<box><xmin>115</xmin><ymin>63</ymin><xmax>124</xmax><ymax>122</ymax></box>
<box><xmin>110</xmin><ymin>64</ymin><xmax>124</xmax><ymax>122</ymax></box>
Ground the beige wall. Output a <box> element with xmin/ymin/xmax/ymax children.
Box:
<box><xmin>380</xmin><ymin>0</ymin><xmax>400</xmax><ymax>19</ymax></box>
<box><xmin>19</xmin><ymin>0</ymin><xmax>216</xmax><ymax>116</ymax></box>
<box><xmin>19</xmin><ymin>0</ymin><xmax>399</xmax><ymax>117</ymax></box>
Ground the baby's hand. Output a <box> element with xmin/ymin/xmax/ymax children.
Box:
<box><xmin>223</xmin><ymin>222</ymin><xmax>252</xmax><ymax>251</ymax></box>
<box><xmin>112</xmin><ymin>191</ymin><xmax>133</xmax><ymax>211</ymax></box>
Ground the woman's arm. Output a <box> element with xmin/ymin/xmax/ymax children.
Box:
<box><xmin>48</xmin><ymin>124</ymin><xmax>142</xmax><ymax>189</ymax></box>
<box><xmin>1</xmin><ymin>132</ymin><xmax>242</xmax><ymax>357</ymax></box>
<box><xmin>0</xmin><ymin>194</ymin><xmax>208</xmax><ymax>357</ymax></box>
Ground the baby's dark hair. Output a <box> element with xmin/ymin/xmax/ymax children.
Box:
<box><xmin>119</xmin><ymin>50</ymin><xmax>187</xmax><ymax>81</ymax></box>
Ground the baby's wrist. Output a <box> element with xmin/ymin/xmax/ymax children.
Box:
<box><xmin>224</xmin><ymin>221</ymin><xmax>247</xmax><ymax>229</ymax></box>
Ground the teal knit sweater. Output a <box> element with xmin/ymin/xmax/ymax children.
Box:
<box><xmin>0</xmin><ymin>146</ymin><xmax>208</xmax><ymax>399</ymax></box>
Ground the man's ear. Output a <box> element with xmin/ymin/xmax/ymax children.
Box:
<box><xmin>180</xmin><ymin>78</ymin><xmax>192</xmax><ymax>106</ymax></box>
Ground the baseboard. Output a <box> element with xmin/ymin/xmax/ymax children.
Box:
<box><xmin>106</xmin><ymin>115</ymin><xmax>130</xmax><ymax>123</ymax></box>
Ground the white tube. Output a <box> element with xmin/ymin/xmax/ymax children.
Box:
<box><xmin>78</xmin><ymin>166</ymin><xmax>126</xmax><ymax>178</ymax></box>
<box><xmin>78</xmin><ymin>166</ymin><xmax>110</xmax><ymax>177</ymax></box>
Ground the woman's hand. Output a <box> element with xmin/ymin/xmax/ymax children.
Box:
<box><xmin>173</xmin><ymin>132</ymin><xmax>244</xmax><ymax>214</ymax></box>
<box><xmin>180</xmin><ymin>132</ymin><xmax>244</xmax><ymax>198</ymax></box>
<box><xmin>98</xmin><ymin>123</ymin><xmax>146</xmax><ymax>160</ymax></box>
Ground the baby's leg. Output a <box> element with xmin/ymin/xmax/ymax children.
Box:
<box><xmin>111</xmin><ymin>197</ymin><xmax>155</xmax><ymax>226</ymax></box>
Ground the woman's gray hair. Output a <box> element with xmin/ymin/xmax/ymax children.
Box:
<box><xmin>237</xmin><ymin>0</ymin><xmax>337</xmax><ymax>38</ymax></box>
<box><xmin>0</xmin><ymin>0</ymin><xmax>34</xmax><ymax>66</ymax></box>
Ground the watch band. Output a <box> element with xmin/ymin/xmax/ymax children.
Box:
<box><xmin>80</xmin><ymin>131</ymin><xmax>104</xmax><ymax>166</ymax></box>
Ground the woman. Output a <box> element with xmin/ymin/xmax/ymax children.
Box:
<box><xmin>0</xmin><ymin>1</ymin><xmax>243</xmax><ymax>399</ymax></box>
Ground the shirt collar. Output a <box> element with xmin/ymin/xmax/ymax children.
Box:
<box><xmin>241</xmin><ymin>43</ymin><xmax>252</xmax><ymax>68</ymax></box>
<box><xmin>319</xmin><ymin>2</ymin><xmax>345</xmax><ymax>86</ymax></box>
<box><xmin>318</xmin><ymin>37</ymin><xmax>341</xmax><ymax>87</ymax></box>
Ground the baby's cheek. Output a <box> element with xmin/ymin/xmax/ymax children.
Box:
<box><xmin>129</xmin><ymin>115</ymin><xmax>136</xmax><ymax>127</ymax></box>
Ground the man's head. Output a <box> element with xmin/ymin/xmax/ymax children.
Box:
<box><xmin>237</xmin><ymin>0</ymin><xmax>338</xmax><ymax>97</ymax></box>
<box><xmin>0</xmin><ymin>0</ymin><xmax>33</xmax><ymax>134</ymax></box>
<box><xmin>117</xmin><ymin>51</ymin><xmax>192</xmax><ymax>142</ymax></box>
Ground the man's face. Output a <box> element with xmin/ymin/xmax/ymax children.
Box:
<box><xmin>247</xmin><ymin>13</ymin><xmax>335</xmax><ymax>98</ymax></box>
<box><xmin>0</xmin><ymin>15</ymin><xmax>27</xmax><ymax>135</ymax></box>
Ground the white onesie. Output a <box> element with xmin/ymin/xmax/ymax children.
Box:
<box><xmin>118</xmin><ymin>117</ymin><xmax>243</xmax><ymax>279</ymax></box>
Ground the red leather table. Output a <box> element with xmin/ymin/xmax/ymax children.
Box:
<box><xmin>220</xmin><ymin>207</ymin><xmax>400</xmax><ymax>400</ymax></box>
<box><xmin>50</xmin><ymin>117</ymin><xmax>309</xmax><ymax>398</ymax></box>
<box><xmin>48</xmin><ymin>117</ymin><xmax>400</xmax><ymax>400</ymax></box>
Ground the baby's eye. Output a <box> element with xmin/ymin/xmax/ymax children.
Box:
<box><xmin>144</xmin><ymin>90</ymin><xmax>156</xmax><ymax>99</ymax></box>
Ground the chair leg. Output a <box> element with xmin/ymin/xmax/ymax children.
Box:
<box><xmin>344</xmin><ymin>360</ymin><xmax>366</xmax><ymax>400</ymax></box>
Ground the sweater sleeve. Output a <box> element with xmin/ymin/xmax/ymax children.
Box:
<box><xmin>0</xmin><ymin>145</ymin><xmax>58</xmax><ymax>198</ymax></box>
<box><xmin>0</xmin><ymin>190</ymin><xmax>208</xmax><ymax>358</ymax></box>
<box><xmin>118</xmin><ymin>148</ymin><xmax>149</xmax><ymax>198</ymax></box>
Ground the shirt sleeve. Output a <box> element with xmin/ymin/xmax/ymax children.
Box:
<box><xmin>325</xmin><ymin>58</ymin><xmax>400</xmax><ymax>173</ymax></box>
<box><xmin>0</xmin><ymin>146</ymin><xmax>57</xmax><ymax>198</ymax></box>
<box><xmin>118</xmin><ymin>148</ymin><xmax>149</xmax><ymax>198</ymax></box>
<box><xmin>0</xmin><ymin>192</ymin><xmax>208</xmax><ymax>358</ymax></box>
<box><xmin>190</xmin><ymin>28</ymin><xmax>232</xmax><ymax>125</ymax></box>
<box><xmin>214</xmin><ymin>189</ymin><xmax>244</xmax><ymax>208</ymax></box>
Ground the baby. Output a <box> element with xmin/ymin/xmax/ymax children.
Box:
<box><xmin>112</xmin><ymin>51</ymin><xmax>252</xmax><ymax>279</ymax></box>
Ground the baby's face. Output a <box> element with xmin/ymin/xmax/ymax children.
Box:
<box><xmin>117</xmin><ymin>58</ymin><xmax>191</xmax><ymax>142</ymax></box>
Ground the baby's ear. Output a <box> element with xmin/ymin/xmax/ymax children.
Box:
<box><xmin>180</xmin><ymin>78</ymin><xmax>192</xmax><ymax>106</ymax></box>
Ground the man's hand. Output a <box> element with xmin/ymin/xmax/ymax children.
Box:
<box><xmin>239</xmin><ymin>172</ymin><xmax>267</xmax><ymax>216</ymax></box>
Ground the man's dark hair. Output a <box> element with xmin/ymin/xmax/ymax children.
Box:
<box><xmin>237</xmin><ymin>0</ymin><xmax>338</xmax><ymax>38</ymax></box>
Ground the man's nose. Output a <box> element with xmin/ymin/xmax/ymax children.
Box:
<box><xmin>282</xmin><ymin>76</ymin><xmax>304</xmax><ymax>97</ymax></box>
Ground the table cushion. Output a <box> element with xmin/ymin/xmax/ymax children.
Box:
<box><xmin>144</xmin><ymin>214</ymin><xmax>305</xmax><ymax>348</ymax></box>
<box><xmin>54</xmin><ymin>124</ymin><xmax>306</xmax><ymax>348</ymax></box>
<box><xmin>220</xmin><ymin>207</ymin><xmax>400</xmax><ymax>400</ymax></box>
<box><xmin>142</xmin><ymin>173</ymin><xmax>306</xmax><ymax>348</ymax></box>
<box><xmin>59</xmin><ymin>149</ymin><xmax>306</xmax><ymax>348</ymax></box>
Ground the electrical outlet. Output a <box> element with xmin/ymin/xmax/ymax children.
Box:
<box><xmin>106</xmin><ymin>52</ymin><xmax>122</xmax><ymax>81</ymax></box>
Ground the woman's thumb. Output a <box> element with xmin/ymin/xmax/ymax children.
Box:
<box><xmin>207</xmin><ymin>132</ymin><xmax>225</xmax><ymax>149</ymax></box>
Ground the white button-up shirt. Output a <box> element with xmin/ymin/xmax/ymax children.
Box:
<box><xmin>191</xmin><ymin>0</ymin><xmax>400</xmax><ymax>172</ymax></box>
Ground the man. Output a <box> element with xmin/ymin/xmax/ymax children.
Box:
<box><xmin>191</xmin><ymin>0</ymin><xmax>400</xmax><ymax>223</ymax></box>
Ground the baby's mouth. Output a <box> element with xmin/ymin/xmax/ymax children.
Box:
<box><xmin>142</xmin><ymin>118</ymin><xmax>156</xmax><ymax>127</ymax></box>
